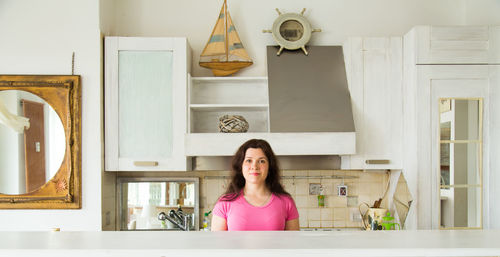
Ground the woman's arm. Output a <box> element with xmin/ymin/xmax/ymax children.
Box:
<box><xmin>285</xmin><ymin>218</ymin><xmax>300</xmax><ymax>231</ymax></box>
<box><xmin>211</xmin><ymin>214</ymin><xmax>228</xmax><ymax>231</ymax></box>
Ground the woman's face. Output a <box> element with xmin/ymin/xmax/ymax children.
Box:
<box><xmin>242</xmin><ymin>148</ymin><xmax>269</xmax><ymax>186</ymax></box>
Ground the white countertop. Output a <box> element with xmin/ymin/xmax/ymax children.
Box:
<box><xmin>0</xmin><ymin>230</ymin><xmax>499</xmax><ymax>257</ymax></box>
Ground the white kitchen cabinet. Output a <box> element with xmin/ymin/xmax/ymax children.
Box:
<box><xmin>341</xmin><ymin>37</ymin><xmax>403</xmax><ymax>170</ymax></box>
<box><xmin>408</xmin><ymin>26</ymin><xmax>500</xmax><ymax>65</ymax></box>
<box><xmin>105</xmin><ymin>37</ymin><xmax>191</xmax><ymax>171</ymax></box>
<box><xmin>186</xmin><ymin>76</ymin><xmax>356</xmax><ymax>156</ymax></box>
<box><xmin>403</xmin><ymin>26</ymin><xmax>499</xmax><ymax>229</ymax></box>
<box><xmin>403</xmin><ymin>65</ymin><xmax>493</xmax><ymax>229</ymax></box>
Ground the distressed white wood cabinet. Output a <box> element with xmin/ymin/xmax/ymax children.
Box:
<box><xmin>104</xmin><ymin>37</ymin><xmax>191</xmax><ymax>171</ymax></box>
<box><xmin>403</xmin><ymin>26</ymin><xmax>499</xmax><ymax>229</ymax></box>
<box><xmin>341</xmin><ymin>37</ymin><xmax>403</xmax><ymax>170</ymax></box>
<box><xmin>186</xmin><ymin>76</ymin><xmax>356</xmax><ymax>156</ymax></box>
<box><xmin>408</xmin><ymin>26</ymin><xmax>500</xmax><ymax>64</ymax></box>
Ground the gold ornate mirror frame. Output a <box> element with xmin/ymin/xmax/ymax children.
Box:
<box><xmin>0</xmin><ymin>75</ymin><xmax>81</xmax><ymax>209</ymax></box>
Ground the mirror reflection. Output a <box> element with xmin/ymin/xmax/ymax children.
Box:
<box><xmin>0</xmin><ymin>90</ymin><xmax>65</xmax><ymax>195</ymax></box>
<box><xmin>118</xmin><ymin>178</ymin><xmax>199</xmax><ymax>231</ymax></box>
<box><xmin>439</xmin><ymin>99</ymin><xmax>479</xmax><ymax>141</ymax></box>
<box><xmin>439</xmin><ymin>143</ymin><xmax>480</xmax><ymax>186</ymax></box>
<box><xmin>393</xmin><ymin>173</ymin><xmax>413</xmax><ymax>229</ymax></box>
<box><xmin>440</xmin><ymin>187</ymin><xmax>481</xmax><ymax>228</ymax></box>
<box><xmin>439</xmin><ymin>98</ymin><xmax>482</xmax><ymax>229</ymax></box>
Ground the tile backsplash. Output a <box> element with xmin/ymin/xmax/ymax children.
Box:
<box><xmin>200</xmin><ymin>169</ymin><xmax>389</xmax><ymax>229</ymax></box>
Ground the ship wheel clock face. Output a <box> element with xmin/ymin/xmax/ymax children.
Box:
<box><xmin>279</xmin><ymin>19</ymin><xmax>304</xmax><ymax>42</ymax></box>
<box><xmin>264</xmin><ymin>8</ymin><xmax>321</xmax><ymax>56</ymax></box>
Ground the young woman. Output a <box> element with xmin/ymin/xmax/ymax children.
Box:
<box><xmin>211</xmin><ymin>139</ymin><xmax>300</xmax><ymax>231</ymax></box>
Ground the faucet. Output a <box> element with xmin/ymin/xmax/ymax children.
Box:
<box><xmin>158</xmin><ymin>209</ymin><xmax>191</xmax><ymax>231</ymax></box>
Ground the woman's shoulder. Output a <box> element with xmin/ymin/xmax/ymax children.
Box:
<box><xmin>274</xmin><ymin>193</ymin><xmax>295</xmax><ymax>203</ymax></box>
<box><xmin>273</xmin><ymin>193</ymin><xmax>298</xmax><ymax>217</ymax></box>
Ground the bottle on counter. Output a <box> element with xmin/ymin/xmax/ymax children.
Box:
<box><xmin>317</xmin><ymin>185</ymin><xmax>325</xmax><ymax>207</ymax></box>
<box><xmin>203</xmin><ymin>211</ymin><xmax>212</xmax><ymax>231</ymax></box>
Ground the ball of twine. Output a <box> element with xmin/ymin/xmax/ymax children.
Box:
<box><xmin>218</xmin><ymin>115</ymin><xmax>249</xmax><ymax>133</ymax></box>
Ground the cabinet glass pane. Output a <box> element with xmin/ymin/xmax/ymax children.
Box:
<box><xmin>440</xmin><ymin>187</ymin><xmax>481</xmax><ymax>228</ymax></box>
<box><xmin>118</xmin><ymin>51</ymin><xmax>173</xmax><ymax>158</ymax></box>
<box><xmin>439</xmin><ymin>99</ymin><xmax>480</xmax><ymax>140</ymax></box>
<box><xmin>440</xmin><ymin>143</ymin><xmax>480</xmax><ymax>186</ymax></box>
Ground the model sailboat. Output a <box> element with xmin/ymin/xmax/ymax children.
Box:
<box><xmin>199</xmin><ymin>0</ymin><xmax>253</xmax><ymax>76</ymax></box>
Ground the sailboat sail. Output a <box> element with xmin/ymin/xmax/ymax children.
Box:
<box><xmin>200</xmin><ymin>0</ymin><xmax>252</xmax><ymax>76</ymax></box>
<box><xmin>200</xmin><ymin>8</ymin><xmax>227</xmax><ymax>61</ymax></box>
<box><xmin>226</xmin><ymin>12</ymin><xmax>251</xmax><ymax>62</ymax></box>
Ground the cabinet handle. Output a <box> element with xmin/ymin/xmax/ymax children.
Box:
<box><xmin>133</xmin><ymin>161</ymin><xmax>159</xmax><ymax>167</ymax></box>
<box><xmin>365</xmin><ymin>159</ymin><xmax>390</xmax><ymax>164</ymax></box>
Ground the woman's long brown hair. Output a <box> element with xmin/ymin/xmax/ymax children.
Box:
<box><xmin>219</xmin><ymin>139</ymin><xmax>290</xmax><ymax>201</ymax></box>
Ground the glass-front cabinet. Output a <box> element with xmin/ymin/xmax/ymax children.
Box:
<box><xmin>105</xmin><ymin>37</ymin><xmax>191</xmax><ymax>171</ymax></box>
<box><xmin>427</xmin><ymin>69</ymin><xmax>488</xmax><ymax>230</ymax></box>
<box><xmin>403</xmin><ymin>25</ymin><xmax>499</xmax><ymax>229</ymax></box>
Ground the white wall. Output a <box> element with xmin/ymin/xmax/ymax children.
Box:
<box><xmin>102</xmin><ymin>0</ymin><xmax>500</xmax><ymax>77</ymax></box>
<box><xmin>464</xmin><ymin>0</ymin><xmax>500</xmax><ymax>25</ymax></box>
<box><xmin>0</xmin><ymin>0</ymin><xmax>102</xmax><ymax>231</ymax></box>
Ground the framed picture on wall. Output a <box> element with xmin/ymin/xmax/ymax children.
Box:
<box><xmin>337</xmin><ymin>185</ymin><xmax>348</xmax><ymax>197</ymax></box>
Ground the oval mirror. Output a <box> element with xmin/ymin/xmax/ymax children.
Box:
<box><xmin>0</xmin><ymin>75</ymin><xmax>81</xmax><ymax>209</ymax></box>
<box><xmin>0</xmin><ymin>90</ymin><xmax>66</xmax><ymax>195</ymax></box>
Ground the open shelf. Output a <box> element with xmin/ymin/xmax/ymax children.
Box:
<box><xmin>188</xmin><ymin>77</ymin><xmax>269</xmax><ymax>133</ymax></box>
<box><xmin>189</xmin><ymin>104</ymin><xmax>268</xmax><ymax>112</ymax></box>
<box><xmin>190</xmin><ymin>77</ymin><xmax>268</xmax><ymax>105</ymax></box>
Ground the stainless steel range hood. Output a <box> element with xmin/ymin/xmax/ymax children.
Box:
<box><xmin>267</xmin><ymin>45</ymin><xmax>355</xmax><ymax>134</ymax></box>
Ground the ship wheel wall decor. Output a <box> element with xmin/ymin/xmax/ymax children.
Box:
<box><xmin>263</xmin><ymin>8</ymin><xmax>321</xmax><ymax>55</ymax></box>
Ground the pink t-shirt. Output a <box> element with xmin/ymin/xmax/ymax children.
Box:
<box><xmin>212</xmin><ymin>193</ymin><xmax>299</xmax><ymax>231</ymax></box>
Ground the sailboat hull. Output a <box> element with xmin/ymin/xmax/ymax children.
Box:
<box><xmin>199</xmin><ymin>61</ymin><xmax>253</xmax><ymax>76</ymax></box>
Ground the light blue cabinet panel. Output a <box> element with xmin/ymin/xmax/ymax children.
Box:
<box><xmin>118</xmin><ymin>51</ymin><xmax>173</xmax><ymax>159</ymax></box>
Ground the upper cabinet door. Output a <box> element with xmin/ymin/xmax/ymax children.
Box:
<box><xmin>105</xmin><ymin>37</ymin><xmax>191</xmax><ymax>171</ymax></box>
<box><xmin>405</xmin><ymin>26</ymin><xmax>500</xmax><ymax>65</ymax></box>
<box><xmin>342</xmin><ymin>37</ymin><xmax>403</xmax><ymax>170</ymax></box>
